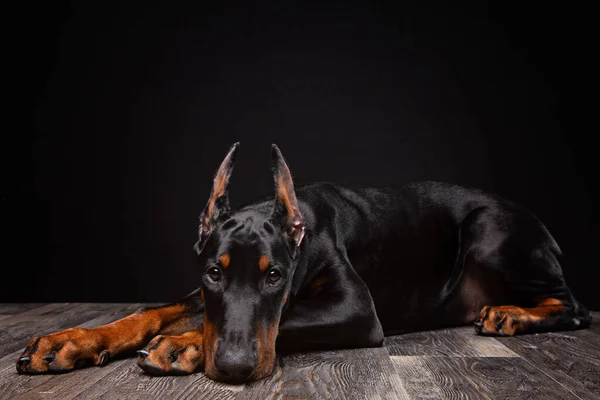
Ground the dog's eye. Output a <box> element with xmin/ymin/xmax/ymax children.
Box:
<box><xmin>267</xmin><ymin>269</ymin><xmax>282</xmax><ymax>285</ymax></box>
<box><xmin>207</xmin><ymin>267</ymin><xmax>221</xmax><ymax>282</ymax></box>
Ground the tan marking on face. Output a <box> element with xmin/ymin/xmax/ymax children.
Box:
<box><xmin>254</xmin><ymin>322</ymin><xmax>279</xmax><ymax>380</ymax></box>
<box><xmin>282</xmin><ymin>292</ymin><xmax>288</xmax><ymax>306</ymax></box>
<box><xmin>203</xmin><ymin>315</ymin><xmax>220</xmax><ymax>379</ymax></box>
<box><xmin>259</xmin><ymin>255</ymin><xmax>270</xmax><ymax>272</ymax></box>
<box><xmin>219</xmin><ymin>253</ymin><xmax>230</xmax><ymax>268</ymax></box>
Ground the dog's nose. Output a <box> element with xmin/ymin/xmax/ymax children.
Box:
<box><xmin>214</xmin><ymin>340</ymin><xmax>257</xmax><ymax>382</ymax></box>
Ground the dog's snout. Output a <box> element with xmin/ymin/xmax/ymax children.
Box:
<box><xmin>214</xmin><ymin>339</ymin><xmax>257</xmax><ymax>382</ymax></box>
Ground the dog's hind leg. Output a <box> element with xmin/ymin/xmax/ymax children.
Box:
<box><xmin>461</xmin><ymin>206</ymin><xmax>591</xmax><ymax>336</ymax></box>
<box><xmin>474</xmin><ymin>297</ymin><xmax>591</xmax><ymax>336</ymax></box>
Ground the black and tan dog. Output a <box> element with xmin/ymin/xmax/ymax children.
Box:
<box><xmin>17</xmin><ymin>143</ymin><xmax>591</xmax><ymax>382</ymax></box>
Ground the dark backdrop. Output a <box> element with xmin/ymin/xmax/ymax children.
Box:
<box><xmin>3</xmin><ymin>3</ymin><xmax>598</xmax><ymax>309</ymax></box>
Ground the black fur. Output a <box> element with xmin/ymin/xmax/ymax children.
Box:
<box><xmin>190</xmin><ymin>144</ymin><xmax>590</xmax><ymax>376</ymax></box>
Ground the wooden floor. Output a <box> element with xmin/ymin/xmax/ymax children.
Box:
<box><xmin>0</xmin><ymin>304</ymin><xmax>598</xmax><ymax>400</ymax></box>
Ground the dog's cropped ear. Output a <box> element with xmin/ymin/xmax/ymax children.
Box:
<box><xmin>270</xmin><ymin>144</ymin><xmax>305</xmax><ymax>248</ymax></box>
<box><xmin>196</xmin><ymin>142</ymin><xmax>239</xmax><ymax>253</ymax></box>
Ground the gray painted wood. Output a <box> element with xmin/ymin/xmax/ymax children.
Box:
<box><xmin>241</xmin><ymin>347</ymin><xmax>410</xmax><ymax>400</ymax></box>
<box><xmin>496</xmin><ymin>329</ymin><xmax>600</xmax><ymax>398</ymax></box>
<box><xmin>391</xmin><ymin>355</ymin><xmax>596</xmax><ymax>400</ymax></box>
<box><xmin>0</xmin><ymin>304</ymin><xmax>597</xmax><ymax>400</ymax></box>
<box><xmin>385</xmin><ymin>326</ymin><xmax>519</xmax><ymax>358</ymax></box>
<box><xmin>0</xmin><ymin>304</ymin><xmax>45</xmax><ymax>316</ymax></box>
<box><xmin>0</xmin><ymin>303</ymin><xmax>128</xmax><ymax>358</ymax></box>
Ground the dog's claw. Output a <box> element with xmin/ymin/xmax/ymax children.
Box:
<box><xmin>99</xmin><ymin>350</ymin><xmax>110</xmax><ymax>366</ymax></box>
<box><xmin>18</xmin><ymin>356</ymin><xmax>31</xmax><ymax>364</ymax></box>
<box><xmin>474</xmin><ymin>321</ymin><xmax>483</xmax><ymax>334</ymax></box>
<box><xmin>42</xmin><ymin>353</ymin><xmax>55</xmax><ymax>362</ymax></box>
<box><xmin>137</xmin><ymin>350</ymin><xmax>149</xmax><ymax>357</ymax></box>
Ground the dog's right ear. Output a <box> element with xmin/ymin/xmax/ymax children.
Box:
<box><xmin>195</xmin><ymin>142</ymin><xmax>239</xmax><ymax>254</ymax></box>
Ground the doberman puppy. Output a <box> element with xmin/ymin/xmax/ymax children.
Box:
<box><xmin>17</xmin><ymin>143</ymin><xmax>591</xmax><ymax>382</ymax></box>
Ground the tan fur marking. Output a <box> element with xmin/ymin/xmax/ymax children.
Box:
<box><xmin>277</xmin><ymin>174</ymin><xmax>295</xmax><ymax>220</ymax></box>
<box><xmin>17</xmin><ymin>303</ymin><xmax>191</xmax><ymax>373</ymax></box>
<box><xmin>142</xmin><ymin>331</ymin><xmax>204</xmax><ymax>373</ymax></box>
<box><xmin>478</xmin><ymin>298</ymin><xmax>564</xmax><ymax>336</ymax></box>
<box><xmin>259</xmin><ymin>255</ymin><xmax>270</xmax><ymax>272</ymax></box>
<box><xmin>203</xmin><ymin>316</ymin><xmax>220</xmax><ymax>380</ymax></box>
<box><xmin>254</xmin><ymin>322</ymin><xmax>279</xmax><ymax>380</ymax></box>
<box><xmin>96</xmin><ymin>304</ymin><xmax>188</xmax><ymax>353</ymax></box>
<box><xmin>207</xmin><ymin>170</ymin><xmax>228</xmax><ymax>218</ymax></box>
<box><xmin>219</xmin><ymin>253</ymin><xmax>230</xmax><ymax>268</ymax></box>
<box><xmin>538</xmin><ymin>298</ymin><xmax>563</xmax><ymax>308</ymax></box>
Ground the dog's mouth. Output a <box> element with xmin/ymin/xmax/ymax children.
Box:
<box><xmin>203</xmin><ymin>320</ymin><xmax>280</xmax><ymax>383</ymax></box>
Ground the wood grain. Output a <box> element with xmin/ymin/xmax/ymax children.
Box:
<box><xmin>242</xmin><ymin>347</ymin><xmax>410</xmax><ymax>400</ymax></box>
<box><xmin>385</xmin><ymin>326</ymin><xmax>518</xmax><ymax>358</ymax></box>
<box><xmin>0</xmin><ymin>304</ymin><xmax>45</xmax><ymax>316</ymax></box>
<box><xmin>496</xmin><ymin>330</ymin><xmax>600</xmax><ymax>398</ymax></box>
<box><xmin>0</xmin><ymin>303</ymin><xmax>126</xmax><ymax>358</ymax></box>
<box><xmin>392</xmin><ymin>355</ymin><xmax>596</xmax><ymax>400</ymax></box>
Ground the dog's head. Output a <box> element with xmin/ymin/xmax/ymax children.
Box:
<box><xmin>193</xmin><ymin>143</ymin><xmax>305</xmax><ymax>383</ymax></box>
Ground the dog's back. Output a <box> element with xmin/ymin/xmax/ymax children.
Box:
<box><xmin>286</xmin><ymin>181</ymin><xmax>588</xmax><ymax>334</ymax></box>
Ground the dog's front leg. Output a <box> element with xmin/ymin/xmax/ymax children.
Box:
<box><xmin>16</xmin><ymin>297</ymin><xmax>203</xmax><ymax>374</ymax></box>
<box><xmin>136</xmin><ymin>330</ymin><xmax>204</xmax><ymax>375</ymax></box>
<box><xmin>277</xmin><ymin>262</ymin><xmax>384</xmax><ymax>353</ymax></box>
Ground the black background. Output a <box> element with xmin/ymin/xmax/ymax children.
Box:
<box><xmin>3</xmin><ymin>3</ymin><xmax>598</xmax><ymax>309</ymax></box>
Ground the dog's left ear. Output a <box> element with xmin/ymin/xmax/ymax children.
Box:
<box><xmin>270</xmin><ymin>144</ymin><xmax>305</xmax><ymax>248</ymax></box>
<box><xmin>196</xmin><ymin>142</ymin><xmax>239</xmax><ymax>253</ymax></box>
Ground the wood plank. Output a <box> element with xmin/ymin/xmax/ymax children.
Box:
<box><xmin>0</xmin><ymin>304</ymin><xmax>45</xmax><ymax>316</ymax></box>
<box><xmin>0</xmin><ymin>303</ymin><xmax>144</xmax><ymax>400</ymax></box>
<box><xmin>71</xmin><ymin>362</ymin><xmax>241</xmax><ymax>400</ymax></box>
<box><xmin>385</xmin><ymin>326</ymin><xmax>518</xmax><ymax>358</ymax></box>
<box><xmin>391</xmin><ymin>355</ymin><xmax>596</xmax><ymax>400</ymax></box>
<box><xmin>241</xmin><ymin>347</ymin><xmax>409</xmax><ymax>400</ymax></box>
<box><xmin>496</xmin><ymin>330</ymin><xmax>600</xmax><ymax>398</ymax></box>
<box><xmin>0</xmin><ymin>303</ymin><xmax>127</xmax><ymax>358</ymax></box>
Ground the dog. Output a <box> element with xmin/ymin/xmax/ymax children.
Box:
<box><xmin>16</xmin><ymin>142</ymin><xmax>591</xmax><ymax>382</ymax></box>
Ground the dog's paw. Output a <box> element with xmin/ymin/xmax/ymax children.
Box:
<box><xmin>474</xmin><ymin>305</ymin><xmax>531</xmax><ymax>336</ymax></box>
<box><xmin>16</xmin><ymin>328</ymin><xmax>108</xmax><ymax>374</ymax></box>
<box><xmin>137</xmin><ymin>332</ymin><xmax>204</xmax><ymax>376</ymax></box>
